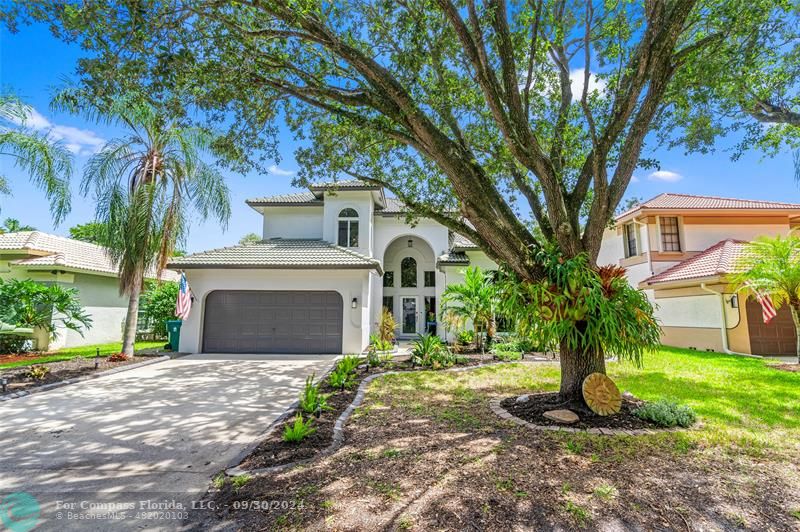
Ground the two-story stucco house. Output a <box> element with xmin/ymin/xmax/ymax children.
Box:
<box><xmin>598</xmin><ymin>193</ymin><xmax>800</xmax><ymax>356</ymax></box>
<box><xmin>169</xmin><ymin>181</ymin><xmax>495</xmax><ymax>354</ymax></box>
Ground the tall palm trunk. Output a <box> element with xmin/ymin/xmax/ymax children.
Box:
<box><xmin>121</xmin><ymin>268</ymin><xmax>144</xmax><ymax>356</ymax></box>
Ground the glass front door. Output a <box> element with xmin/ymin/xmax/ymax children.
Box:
<box><xmin>402</xmin><ymin>297</ymin><xmax>417</xmax><ymax>334</ymax></box>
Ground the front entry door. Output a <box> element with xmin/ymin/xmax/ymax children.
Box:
<box><xmin>401</xmin><ymin>297</ymin><xmax>417</xmax><ymax>335</ymax></box>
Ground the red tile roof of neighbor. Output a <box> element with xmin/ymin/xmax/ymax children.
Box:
<box><xmin>641</xmin><ymin>239</ymin><xmax>750</xmax><ymax>286</ymax></box>
<box><xmin>617</xmin><ymin>193</ymin><xmax>800</xmax><ymax>220</ymax></box>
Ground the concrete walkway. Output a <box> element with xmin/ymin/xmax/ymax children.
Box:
<box><xmin>0</xmin><ymin>354</ymin><xmax>337</xmax><ymax>531</ymax></box>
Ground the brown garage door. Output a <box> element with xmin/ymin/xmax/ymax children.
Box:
<box><xmin>746</xmin><ymin>297</ymin><xmax>797</xmax><ymax>356</ymax></box>
<box><xmin>202</xmin><ymin>290</ymin><xmax>343</xmax><ymax>354</ymax></box>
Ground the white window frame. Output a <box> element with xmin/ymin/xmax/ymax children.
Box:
<box><xmin>337</xmin><ymin>208</ymin><xmax>360</xmax><ymax>248</ymax></box>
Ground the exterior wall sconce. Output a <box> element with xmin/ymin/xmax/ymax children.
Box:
<box><xmin>351</xmin><ymin>297</ymin><xmax>358</xmax><ymax>309</ymax></box>
<box><xmin>407</xmin><ymin>239</ymin><xmax>413</xmax><ymax>248</ymax></box>
<box><xmin>728</xmin><ymin>294</ymin><xmax>738</xmax><ymax>308</ymax></box>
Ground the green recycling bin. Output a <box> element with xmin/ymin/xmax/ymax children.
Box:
<box><xmin>166</xmin><ymin>320</ymin><xmax>183</xmax><ymax>351</ymax></box>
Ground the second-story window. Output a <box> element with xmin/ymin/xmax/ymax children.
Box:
<box><xmin>624</xmin><ymin>223</ymin><xmax>638</xmax><ymax>257</ymax></box>
<box><xmin>337</xmin><ymin>208</ymin><xmax>359</xmax><ymax>247</ymax></box>
<box><xmin>660</xmin><ymin>216</ymin><xmax>681</xmax><ymax>252</ymax></box>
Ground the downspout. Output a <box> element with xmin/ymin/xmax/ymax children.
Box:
<box><xmin>700</xmin><ymin>283</ymin><xmax>752</xmax><ymax>356</ymax></box>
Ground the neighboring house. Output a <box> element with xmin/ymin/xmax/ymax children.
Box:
<box><xmin>598</xmin><ymin>193</ymin><xmax>800</xmax><ymax>356</ymax></box>
<box><xmin>168</xmin><ymin>181</ymin><xmax>496</xmax><ymax>355</ymax></box>
<box><xmin>0</xmin><ymin>231</ymin><xmax>175</xmax><ymax>350</ymax></box>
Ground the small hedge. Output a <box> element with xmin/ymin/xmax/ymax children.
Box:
<box><xmin>633</xmin><ymin>399</ymin><xmax>696</xmax><ymax>428</ymax></box>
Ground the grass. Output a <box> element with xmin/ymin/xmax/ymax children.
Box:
<box><xmin>0</xmin><ymin>341</ymin><xmax>165</xmax><ymax>369</ymax></box>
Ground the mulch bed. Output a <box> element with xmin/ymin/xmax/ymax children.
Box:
<box><xmin>238</xmin><ymin>355</ymin><xmax>495</xmax><ymax>471</ymax></box>
<box><xmin>501</xmin><ymin>392</ymin><xmax>660</xmax><ymax>430</ymax></box>
<box><xmin>0</xmin><ymin>355</ymin><xmax>151</xmax><ymax>396</ymax></box>
<box><xmin>772</xmin><ymin>363</ymin><xmax>800</xmax><ymax>373</ymax></box>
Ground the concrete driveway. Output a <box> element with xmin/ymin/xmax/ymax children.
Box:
<box><xmin>0</xmin><ymin>354</ymin><xmax>337</xmax><ymax>531</ymax></box>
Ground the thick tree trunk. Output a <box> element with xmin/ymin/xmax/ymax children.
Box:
<box><xmin>121</xmin><ymin>274</ymin><xmax>143</xmax><ymax>357</ymax></box>
<box><xmin>558</xmin><ymin>338</ymin><xmax>606</xmax><ymax>403</ymax></box>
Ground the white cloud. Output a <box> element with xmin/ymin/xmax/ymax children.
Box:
<box><xmin>630</xmin><ymin>175</ymin><xmax>640</xmax><ymax>183</ymax></box>
<box><xmin>267</xmin><ymin>164</ymin><xmax>296</xmax><ymax>177</ymax></box>
<box><xmin>648</xmin><ymin>170</ymin><xmax>683</xmax><ymax>182</ymax></box>
<box><xmin>6</xmin><ymin>106</ymin><xmax>105</xmax><ymax>155</ymax></box>
<box><xmin>569</xmin><ymin>69</ymin><xmax>607</xmax><ymax>100</ymax></box>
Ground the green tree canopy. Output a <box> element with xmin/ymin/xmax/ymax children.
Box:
<box><xmin>69</xmin><ymin>221</ymin><xmax>109</xmax><ymax>245</ymax></box>
<box><xmin>0</xmin><ymin>218</ymin><xmax>36</xmax><ymax>234</ymax></box>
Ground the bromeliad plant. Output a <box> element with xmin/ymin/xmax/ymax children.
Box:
<box><xmin>411</xmin><ymin>333</ymin><xmax>455</xmax><ymax>369</ymax></box>
<box><xmin>497</xmin><ymin>246</ymin><xmax>661</xmax><ymax>403</ymax></box>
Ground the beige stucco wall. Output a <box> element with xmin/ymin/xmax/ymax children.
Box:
<box><xmin>660</xmin><ymin>326</ymin><xmax>725</xmax><ymax>352</ymax></box>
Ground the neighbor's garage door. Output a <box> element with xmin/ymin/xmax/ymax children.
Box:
<box><xmin>746</xmin><ymin>297</ymin><xmax>797</xmax><ymax>356</ymax></box>
<box><xmin>202</xmin><ymin>290</ymin><xmax>343</xmax><ymax>354</ymax></box>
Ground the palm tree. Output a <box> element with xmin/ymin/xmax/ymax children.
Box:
<box><xmin>0</xmin><ymin>218</ymin><xmax>36</xmax><ymax>234</ymax></box>
<box><xmin>0</xmin><ymin>94</ymin><xmax>72</xmax><ymax>222</ymax></box>
<box><xmin>733</xmin><ymin>234</ymin><xmax>800</xmax><ymax>363</ymax></box>
<box><xmin>441</xmin><ymin>266</ymin><xmax>498</xmax><ymax>352</ymax></box>
<box><xmin>65</xmin><ymin>93</ymin><xmax>231</xmax><ymax>356</ymax></box>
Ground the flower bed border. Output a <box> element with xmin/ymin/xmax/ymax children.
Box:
<box><xmin>0</xmin><ymin>355</ymin><xmax>171</xmax><ymax>402</ymax></box>
<box><xmin>490</xmin><ymin>393</ymin><xmax>688</xmax><ymax>435</ymax></box>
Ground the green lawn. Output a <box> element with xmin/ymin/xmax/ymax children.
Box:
<box><xmin>0</xmin><ymin>340</ymin><xmax>166</xmax><ymax>369</ymax></box>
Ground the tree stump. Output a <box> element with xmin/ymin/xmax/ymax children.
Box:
<box><xmin>582</xmin><ymin>373</ymin><xmax>621</xmax><ymax>416</ymax></box>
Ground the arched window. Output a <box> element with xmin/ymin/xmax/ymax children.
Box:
<box><xmin>401</xmin><ymin>257</ymin><xmax>417</xmax><ymax>287</ymax></box>
<box><xmin>337</xmin><ymin>208</ymin><xmax>359</xmax><ymax>247</ymax></box>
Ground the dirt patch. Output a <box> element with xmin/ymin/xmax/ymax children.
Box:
<box><xmin>0</xmin><ymin>355</ymin><xmax>152</xmax><ymax>395</ymax></box>
<box><xmin>500</xmin><ymin>392</ymin><xmax>661</xmax><ymax>430</ymax></box>
<box><xmin>238</xmin><ymin>356</ymin><xmax>492</xmax><ymax>471</ymax></box>
<box><xmin>200</xmin><ymin>364</ymin><xmax>800</xmax><ymax>531</ymax></box>
<box><xmin>772</xmin><ymin>363</ymin><xmax>800</xmax><ymax>373</ymax></box>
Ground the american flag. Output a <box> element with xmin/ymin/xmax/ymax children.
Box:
<box><xmin>175</xmin><ymin>272</ymin><xmax>193</xmax><ymax>320</ymax></box>
<box><xmin>748</xmin><ymin>283</ymin><xmax>777</xmax><ymax>324</ymax></box>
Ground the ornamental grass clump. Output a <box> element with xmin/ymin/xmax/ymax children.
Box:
<box><xmin>633</xmin><ymin>399</ymin><xmax>696</xmax><ymax>428</ymax></box>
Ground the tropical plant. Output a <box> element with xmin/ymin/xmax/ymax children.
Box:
<box><xmin>633</xmin><ymin>400</ymin><xmax>696</xmax><ymax>428</ymax></box>
<box><xmin>0</xmin><ymin>218</ymin><xmax>35</xmax><ymax>233</ymax></box>
<box><xmin>377</xmin><ymin>307</ymin><xmax>397</xmax><ymax>347</ymax></box>
<box><xmin>139</xmin><ymin>281</ymin><xmax>179</xmax><ymax>337</ymax></box>
<box><xmin>369</xmin><ymin>333</ymin><xmax>392</xmax><ymax>353</ymax></box>
<box><xmin>328</xmin><ymin>366</ymin><xmax>355</xmax><ymax>391</ymax></box>
<box><xmin>238</xmin><ymin>232</ymin><xmax>260</xmax><ymax>245</ymax></box>
<box><xmin>732</xmin><ymin>235</ymin><xmax>800</xmax><ymax>362</ymax></box>
<box><xmin>18</xmin><ymin>1</ymin><xmax>796</xmax><ymax>399</ymax></box>
<box><xmin>299</xmin><ymin>374</ymin><xmax>331</xmax><ymax>416</ymax></box>
<box><xmin>456</xmin><ymin>329</ymin><xmax>474</xmax><ymax>346</ymax></box>
<box><xmin>497</xmin><ymin>247</ymin><xmax>661</xmax><ymax>401</ymax></box>
<box><xmin>57</xmin><ymin>91</ymin><xmax>231</xmax><ymax>356</ymax></box>
<box><xmin>336</xmin><ymin>354</ymin><xmax>362</xmax><ymax>375</ymax></box>
<box><xmin>0</xmin><ymin>278</ymin><xmax>92</xmax><ymax>351</ymax></box>
<box><xmin>283</xmin><ymin>413</ymin><xmax>316</xmax><ymax>443</ymax></box>
<box><xmin>411</xmin><ymin>333</ymin><xmax>455</xmax><ymax>369</ymax></box>
<box><xmin>26</xmin><ymin>365</ymin><xmax>50</xmax><ymax>381</ymax></box>
<box><xmin>442</xmin><ymin>267</ymin><xmax>498</xmax><ymax>352</ymax></box>
<box><xmin>0</xmin><ymin>93</ymin><xmax>72</xmax><ymax>222</ymax></box>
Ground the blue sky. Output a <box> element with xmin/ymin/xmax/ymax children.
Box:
<box><xmin>1</xmin><ymin>23</ymin><xmax>798</xmax><ymax>253</ymax></box>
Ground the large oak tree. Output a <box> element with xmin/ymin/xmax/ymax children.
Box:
<box><xmin>8</xmin><ymin>0</ymin><xmax>796</xmax><ymax>400</ymax></box>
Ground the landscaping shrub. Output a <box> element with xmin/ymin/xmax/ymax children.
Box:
<box><xmin>283</xmin><ymin>413</ymin><xmax>316</xmax><ymax>443</ymax></box>
<box><xmin>26</xmin><ymin>365</ymin><xmax>50</xmax><ymax>381</ymax></box>
<box><xmin>328</xmin><ymin>366</ymin><xmax>356</xmax><ymax>390</ymax></box>
<box><xmin>0</xmin><ymin>336</ymin><xmax>31</xmax><ymax>355</ymax></box>
<box><xmin>299</xmin><ymin>374</ymin><xmax>331</xmax><ymax>416</ymax></box>
<box><xmin>411</xmin><ymin>334</ymin><xmax>456</xmax><ymax>369</ymax></box>
<box><xmin>139</xmin><ymin>281</ymin><xmax>179</xmax><ymax>338</ymax></box>
<box><xmin>633</xmin><ymin>399</ymin><xmax>696</xmax><ymax>428</ymax></box>
<box><xmin>377</xmin><ymin>307</ymin><xmax>397</xmax><ymax>346</ymax></box>
<box><xmin>457</xmin><ymin>329</ymin><xmax>474</xmax><ymax>346</ymax></box>
<box><xmin>108</xmin><ymin>353</ymin><xmax>130</xmax><ymax>362</ymax></box>
<box><xmin>337</xmin><ymin>354</ymin><xmax>362</xmax><ymax>374</ymax></box>
<box><xmin>369</xmin><ymin>333</ymin><xmax>393</xmax><ymax>352</ymax></box>
<box><xmin>0</xmin><ymin>279</ymin><xmax>92</xmax><ymax>350</ymax></box>
<box><xmin>493</xmin><ymin>349</ymin><xmax>523</xmax><ymax>362</ymax></box>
